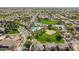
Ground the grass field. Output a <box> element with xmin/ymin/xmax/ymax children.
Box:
<box><xmin>35</xmin><ymin>30</ymin><xmax>64</xmax><ymax>43</ymax></box>
<box><xmin>39</xmin><ymin>19</ymin><xmax>59</xmax><ymax>24</ymax></box>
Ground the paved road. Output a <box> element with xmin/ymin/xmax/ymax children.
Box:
<box><xmin>31</xmin><ymin>13</ymin><xmax>39</xmax><ymax>23</ymax></box>
<box><xmin>16</xmin><ymin>12</ymin><xmax>39</xmax><ymax>50</ymax></box>
<box><xmin>17</xmin><ymin>26</ymin><xmax>30</xmax><ymax>50</ymax></box>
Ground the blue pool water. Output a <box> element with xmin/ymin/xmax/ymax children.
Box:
<box><xmin>31</xmin><ymin>27</ymin><xmax>38</xmax><ymax>31</ymax></box>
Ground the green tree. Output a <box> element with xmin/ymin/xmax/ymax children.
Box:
<box><xmin>46</xmin><ymin>38</ymin><xmax>51</xmax><ymax>42</ymax></box>
<box><xmin>48</xmin><ymin>24</ymin><xmax>52</xmax><ymax>30</ymax></box>
<box><xmin>56</xmin><ymin>35</ymin><xmax>62</xmax><ymax>41</ymax></box>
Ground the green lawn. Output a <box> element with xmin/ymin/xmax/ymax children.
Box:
<box><xmin>39</xmin><ymin>19</ymin><xmax>59</xmax><ymax>24</ymax></box>
<box><xmin>35</xmin><ymin>30</ymin><xmax>64</xmax><ymax>43</ymax></box>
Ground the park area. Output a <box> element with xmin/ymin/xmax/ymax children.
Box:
<box><xmin>35</xmin><ymin>29</ymin><xmax>64</xmax><ymax>43</ymax></box>
<box><xmin>39</xmin><ymin>19</ymin><xmax>60</xmax><ymax>24</ymax></box>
